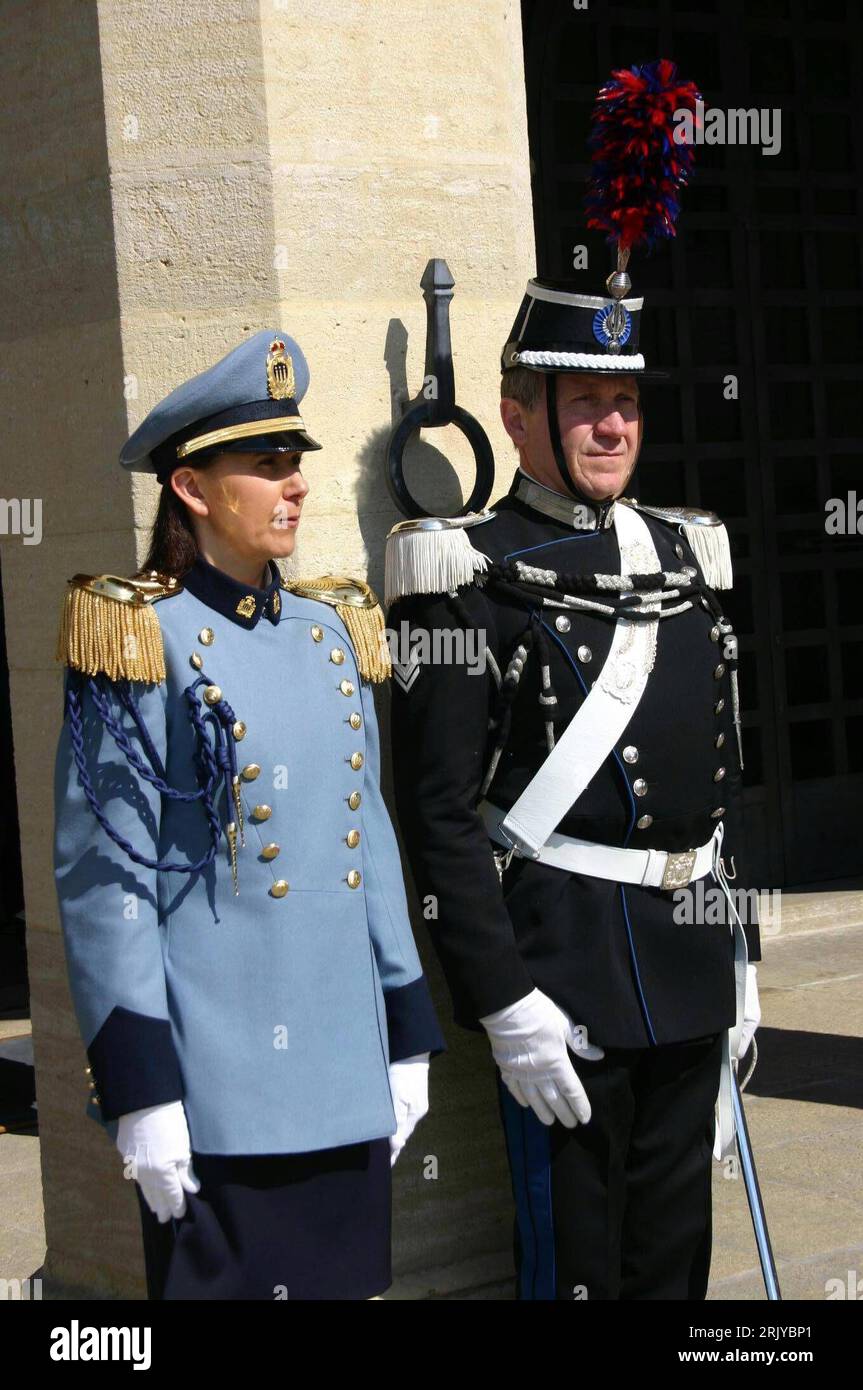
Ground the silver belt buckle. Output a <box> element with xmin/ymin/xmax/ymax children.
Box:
<box><xmin>661</xmin><ymin>849</ymin><xmax>697</xmax><ymax>890</ymax></box>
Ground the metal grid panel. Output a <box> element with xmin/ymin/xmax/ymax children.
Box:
<box><xmin>520</xmin><ymin>0</ymin><xmax>863</xmax><ymax>885</ymax></box>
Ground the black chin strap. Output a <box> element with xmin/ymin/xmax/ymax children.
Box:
<box><xmin>545</xmin><ymin>373</ymin><xmax>615</xmax><ymax>530</ymax></box>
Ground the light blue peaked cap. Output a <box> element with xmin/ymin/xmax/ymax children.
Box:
<box><xmin>119</xmin><ymin>329</ymin><xmax>322</xmax><ymax>480</ymax></box>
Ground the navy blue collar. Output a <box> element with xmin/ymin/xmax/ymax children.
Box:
<box><xmin>181</xmin><ymin>553</ymin><xmax>283</xmax><ymax>628</ymax></box>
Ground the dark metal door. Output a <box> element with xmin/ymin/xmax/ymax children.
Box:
<box><xmin>519</xmin><ymin>0</ymin><xmax>863</xmax><ymax>887</ymax></box>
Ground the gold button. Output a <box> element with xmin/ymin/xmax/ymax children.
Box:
<box><xmin>340</xmin><ymin>679</ymin><xmax>355</xmax><ymax>697</ymax></box>
<box><xmin>190</xmin><ymin>652</ymin><xmax>203</xmax><ymax>670</ymax></box>
<box><xmin>204</xmin><ymin>684</ymin><xmax>222</xmax><ymax>705</ymax></box>
<box><xmin>252</xmin><ymin>804</ymin><xmax>272</xmax><ymax>821</ymax></box>
<box><xmin>270</xmin><ymin>880</ymin><xmax>290</xmax><ymax>898</ymax></box>
<box><xmin>241</xmin><ymin>764</ymin><xmax>261</xmax><ymax>781</ymax></box>
<box><xmin>199</xmin><ymin>628</ymin><xmax>215</xmax><ymax>645</ymax></box>
<box><xmin>261</xmin><ymin>843</ymin><xmax>280</xmax><ymax>861</ymax></box>
<box><xmin>349</xmin><ymin>712</ymin><xmax>362</xmax><ymax>729</ymax></box>
<box><xmin>346</xmin><ymin>829</ymin><xmax>361</xmax><ymax>848</ymax></box>
<box><xmin>311</xmin><ymin>625</ymin><xmax>324</xmax><ymax>642</ymax></box>
<box><xmin>233</xmin><ymin>721</ymin><xmax>247</xmax><ymax>741</ymax></box>
<box><xmin>347</xmin><ymin>869</ymin><xmax>362</xmax><ymax>889</ymax></box>
<box><xmin>348</xmin><ymin>791</ymin><xmax>362</xmax><ymax>810</ymax></box>
<box><xmin>350</xmin><ymin>752</ymin><xmax>364</xmax><ymax>770</ymax></box>
<box><xmin>330</xmin><ymin>648</ymin><xmax>346</xmax><ymax>665</ymax></box>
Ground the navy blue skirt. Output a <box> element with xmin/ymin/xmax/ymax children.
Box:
<box><xmin>136</xmin><ymin>1140</ymin><xmax>392</xmax><ymax>1300</ymax></box>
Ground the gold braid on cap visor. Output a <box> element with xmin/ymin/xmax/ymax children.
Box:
<box><xmin>177</xmin><ymin>416</ymin><xmax>306</xmax><ymax>458</ymax></box>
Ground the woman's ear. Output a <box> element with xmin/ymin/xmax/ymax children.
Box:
<box><xmin>170</xmin><ymin>466</ymin><xmax>209</xmax><ymax>517</ymax></box>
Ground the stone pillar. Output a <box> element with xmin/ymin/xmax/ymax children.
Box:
<box><xmin>2</xmin><ymin>0</ymin><xmax>532</xmax><ymax>1297</ymax></box>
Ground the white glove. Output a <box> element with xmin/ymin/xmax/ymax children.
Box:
<box><xmin>388</xmin><ymin>1053</ymin><xmax>430</xmax><ymax>1167</ymax></box>
<box><xmin>480</xmin><ymin>987</ymin><xmax>604</xmax><ymax>1128</ymax></box>
<box><xmin>737</xmin><ymin>964</ymin><xmax>761</xmax><ymax>1061</ymax></box>
<box><xmin>116</xmin><ymin>1100</ymin><xmax>200</xmax><ymax>1223</ymax></box>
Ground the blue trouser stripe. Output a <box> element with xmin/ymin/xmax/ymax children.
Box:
<box><xmin>496</xmin><ymin>1076</ymin><xmax>556</xmax><ymax>1299</ymax></box>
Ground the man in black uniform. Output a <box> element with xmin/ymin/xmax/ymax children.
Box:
<box><xmin>385</xmin><ymin>271</ymin><xmax>762</xmax><ymax>1300</ymax></box>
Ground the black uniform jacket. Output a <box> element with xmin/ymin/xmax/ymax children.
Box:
<box><xmin>389</xmin><ymin>471</ymin><xmax>761</xmax><ymax>1050</ymax></box>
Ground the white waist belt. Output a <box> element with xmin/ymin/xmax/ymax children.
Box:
<box><xmin>479</xmin><ymin>799</ymin><xmax>719</xmax><ymax>891</ymax></box>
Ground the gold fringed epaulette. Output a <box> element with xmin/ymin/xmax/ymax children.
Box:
<box><xmin>281</xmin><ymin>575</ymin><xmax>391</xmax><ymax>683</ymax></box>
<box><xmin>628</xmin><ymin>501</ymin><xmax>733</xmax><ymax>591</ymax></box>
<box><xmin>55</xmin><ymin>571</ymin><xmax>183</xmax><ymax>683</ymax></box>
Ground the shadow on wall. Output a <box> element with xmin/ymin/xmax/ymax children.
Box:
<box><xmin>353</xmin><ymin>315</ymin><xmax>476</xmax><ymax>602</ymax></box>
<box><xmin>349</xmin><ymin>314</ymin><xmax>516</xmax><ymax>1295</ymax></box>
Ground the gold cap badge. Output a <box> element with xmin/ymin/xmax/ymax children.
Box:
<box><xmin>266</xmin><ymin>339</ymin><xmax>296</xmax><ymax>401</ymax></box>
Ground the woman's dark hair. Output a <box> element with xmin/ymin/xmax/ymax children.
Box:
<box><xmin>139</xmin><ymin>450</ymin><xmax>221</xmax><ymax>577</ymax></box>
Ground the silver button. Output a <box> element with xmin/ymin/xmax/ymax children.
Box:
<box><xmin>622</xmin><ymin>745</ymin><xmax>638</xmax><ymax>764</ymax></box>
<box><xmin>577</xmin><ymin>645</ymin><xmax>592</xmax><ymax>664</ymax></box>
<box><xmin>709</xmin><ymin>625</ymin><xmax>720</xmax><ymax>642</ymax></box>
<box><xmin>713</xmin><ymin>664</ymin><xmax>725</xmax><ymax>680</ymax></box>
<box><xmin>715</xmin><ymin>732</ymin><xmax>725</xmax><ymax>749</ymax></box>
<box><xmin>555</xmin><ymin>615</ymin><xmax>571</xmax><ymax>633</ymax></box>
<box><xmin>637</xmin><ymin>814</ymin><xmax>653</xmax><ymax>830</ymax></box>
<box><xmin>711</xmin><ymin>806</ymin><xmax>726</xmax><ymax>819</ymax></box>
<box><xmin>714</xmin><ymin>698</ymin><xmax>725</xmax><ymax>714</ymax></box>
<box><xmin>633</xmin><ymin>778</ymin><xmax>648</xmax><ymax>796</ymax></box>
<box><xmin>674</xmin><ymin>543</ymin><xmax>685</xmax><ymax>559</ymax></box>
<box><xmin>714</xmin><ymin>767</ymin><xmax>726</xmax><ymax>782</ymax></box>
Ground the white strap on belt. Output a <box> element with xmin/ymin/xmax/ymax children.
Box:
<box><xmin>713</xmin><ymin>820</ymin><xmax>749</xmax><ymax>1162</ymax></box>
<box><xmin>499</xmin><ymin>502</ymin><xmax>661</xmax><ymax>858</ymax></box>
<box><xmin>481</xmin><ymin>798</ymin><xmax>717</xmax><ymax>890</ymax></box>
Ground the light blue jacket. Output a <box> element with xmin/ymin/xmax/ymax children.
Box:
<box><xmin>53</xmin><ymin>554</ymin><xmax>444</xmax><ymax>1155</ymax></box>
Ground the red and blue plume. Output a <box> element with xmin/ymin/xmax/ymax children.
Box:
<box><xmin>584</xmin><ymin>58</ymin><xmax>702</xmax><ymax>254</ymax></box>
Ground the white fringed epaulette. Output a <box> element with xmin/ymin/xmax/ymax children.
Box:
<box><xmin>628</xmin><ymin>501</ymin><xmax>733</xmax><ymax>590</ymax></box>
<box><xmin>384</xmin><ymin>511</ymin><xmax>496</xmax><ymax>606</ymax></box>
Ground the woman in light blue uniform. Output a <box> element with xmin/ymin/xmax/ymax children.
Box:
<box><xmin>53</xmin><ymin>330</ymin><xmax>445</xmax><ymax>1300</ymax></box>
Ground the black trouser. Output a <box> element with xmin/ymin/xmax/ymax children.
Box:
<box><xmin>496</xmin><ymin>1031</ymin><xmax>724</xmax><ymax>1300</ymax></box>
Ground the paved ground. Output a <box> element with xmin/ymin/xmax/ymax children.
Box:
<box><xmin>2</xmin><ymin>882</ymin><xmax>861</xmax><ymax>1301</ymax></box>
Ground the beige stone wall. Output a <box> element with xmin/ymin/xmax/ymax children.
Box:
<box><xmin>2</xmin><ymin>0</ymin><xmax>533</xmax><ymax>1297</ymax></box>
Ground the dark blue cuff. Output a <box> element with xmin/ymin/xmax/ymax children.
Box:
<box><xmin>385</xmin><ymin>975</ymin><xmax>446</xmax><ymax>1062</ymax></box>
<box><xmin>87</xmin><ymin>1006</ymin><xmax>184</xmax><ymax>1121</ymax></box>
